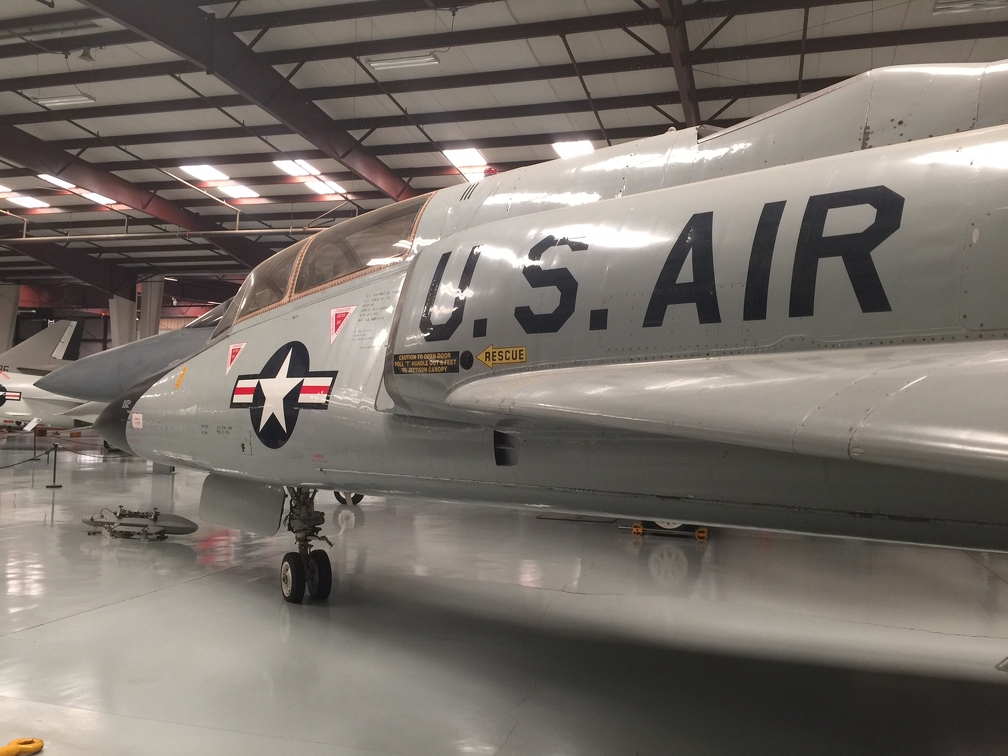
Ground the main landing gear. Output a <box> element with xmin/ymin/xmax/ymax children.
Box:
<box><xmin>279</xmin><ymin>487</ymin><xmax>333</xmax><ymax>604</ymax></box>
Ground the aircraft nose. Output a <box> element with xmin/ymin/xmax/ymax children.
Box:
<box><xmin>92</xmin><ymin>396</ymin><xmax>134</xmax><ymax>455</ymax></box>
<box><xmin>93</xmin><ymin>373</ymin><xmax>164</xmax><ymax>455</ymax></box>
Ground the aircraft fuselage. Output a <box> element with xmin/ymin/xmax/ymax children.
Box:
<box><xmin>121</xmin><ymin>127</ymin><xmax>1008</xmax><ymax>550</ymax></box>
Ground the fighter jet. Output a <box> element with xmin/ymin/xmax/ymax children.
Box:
<box><xmin>0</xmin><ymin>319</ymin><xmax>95</xmax><ymax>431</ymax></box>
<box><xmin>93</xmin><ymin>60</ymin><xmax>1008</xmax><ymax>603</ymax></box>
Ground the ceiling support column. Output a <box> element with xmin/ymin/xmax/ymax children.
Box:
<box><xmin>657</xmin><ymin>0</ymin><xmax>701</xmax><ymax>127</ymax></box>
<box><xmin>137</xmin><ymin>276</ymin><xmax>164</xmax><ymax>340</ymax></box>
<box><xmin>108</xmin><ymin>294</ymin><xmax>136</xmax><ymax>348</ymax></box>
<box><xmin>0</xmin><ymin>283</ymin><xmax>19</xmax><ymax>352</ymax></box>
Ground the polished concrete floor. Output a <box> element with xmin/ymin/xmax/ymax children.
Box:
<box><xmin>2</xmin><ymin>431</ymin><xmax>1008</xmax><ymax>755</ymax></box>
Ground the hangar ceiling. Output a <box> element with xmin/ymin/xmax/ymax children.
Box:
<box><xmin>0</xmin><ymin>0</ymin><xmax>1005</xmax><ymax>307</ymax></box>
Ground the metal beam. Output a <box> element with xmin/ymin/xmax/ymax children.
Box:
<box><xmin>6</xmin><ymin>11</ymin><xmax>1004</xmax><ymax>101</ymax></box>
<box><xmin>0</xmin><ymin>1</ymin><xmax>501</xmax><ymax>60</ymax></box>
<box><xmin>0</xmin><ymin>1</ymin><xmax>868</xmax><ymax>62</ymax></box>
<box><xmin>681</xmin><ymin>0</ymin><xmax>865</xmax><ymax>20</ymax></box>
<box><xmin>80</xmin><ymin>0</ymin><xmax>414</xmax><ymax>201</ymax></box>
<box><xmin>691</xmin><ymin>20</ymin><xmax>1008</xmax><ymax>65</ymax></box>
<box><xmin>0</xmin><ymin>240</ymin><xmax>135</xmax><ymax>298</ymax></box>
<box><xmin>0</xmin><ymin>61</ymin><xmax>192</xmax><ymax>95</ymax></box>
<box><xmin>0</xmin><ymin>8</ymin><xmax>98</xmax><ymax>34</ymax></box>
<box><xmin>0</xmin><ymin>125</ymin><xmax>274</xmax><ymax>269</ymax></box>
<box><xmin>254</xmin><ymin>9</ymin><xmax>659</xmax><ymax>67</ymax></box>
<box><xmin>656</xmin><ymin>0</ymin><xmax>700</xmax><ymax>127</ymax></box>
<box><xmin>37</xmin><ymin>77</ymin><xmax>842</xmax><ymax>154</ymax></box>
<box><xmin>0</xmin><ymin>54</ymin><xmax>671</xmax><ymax>121</ymax></box>
<box><xmin>0</xmin><ymin>29</ymin><xmax>137</xmax><ymax>61</ymax></box>
<box><xmin>1</xmin><ymin>210</ymin><xmax>361</xmax><ymax>234</ymax></box>
<box><xmin>0</xmin><ymin>8</ymin><xmax>659</xmax><ymax>92</ymax></box>
<box><xmin>218</xmin><ymin>0</ymin><xmax>500</xmax><ymax>34</ymax></box>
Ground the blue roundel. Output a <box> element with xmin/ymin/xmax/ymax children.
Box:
<box><xmin>229</xmin><ymin>342</ymin><xmax>338</xmax><ymax>449</ymax></box>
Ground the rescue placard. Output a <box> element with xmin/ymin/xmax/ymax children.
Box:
<box><xmin>476</xmin><ymin>344</ymin><xmax>527</xmax><ymax>369</ymax></box>
<box><xmin>393</xmin><ymin>351</ymin><xmax>460</xmax><ymax>374</ymax></box>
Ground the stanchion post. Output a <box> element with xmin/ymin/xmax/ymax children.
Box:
<box><xmin>45</xmin><ymin>443</ymin><xmax>62</xmax><ymax>489</ymax></box>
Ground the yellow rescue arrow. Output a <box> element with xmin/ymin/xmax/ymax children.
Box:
<box><xmin>476</xmin><ymin>344</ymin><xmax>527</xmax><ymax>369</ymax></box>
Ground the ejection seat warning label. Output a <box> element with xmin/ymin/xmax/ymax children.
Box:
<box><xmin>393</xmin><ymin>351</ymin><xmax>459</xmax><ymax>374</ymax></box>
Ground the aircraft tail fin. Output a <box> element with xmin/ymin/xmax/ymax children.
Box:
<box><xmin>0</xmin><ymin>320</ymin><xmax>85</xmax><ymax>372</ymax></box>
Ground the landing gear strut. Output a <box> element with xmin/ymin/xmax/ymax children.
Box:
<box><xmin>334</xmin><ymin>491</ymin><xmax>363</xmax><ymax>505</ymax></box>
<box><xmin>280</xmin><ymin>487</ymin><xmax>333</xmax><ymax>603</ymax></box>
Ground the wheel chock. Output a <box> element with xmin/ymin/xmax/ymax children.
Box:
<box><xmin>694</xmin><ymin>527</ymin><xmax>708</xmax><ymax>542</ymax></box>
<box><xmin>0</xmin><ymin>738</ymin><xmax>44</xmax><ymax>756</ymax></box>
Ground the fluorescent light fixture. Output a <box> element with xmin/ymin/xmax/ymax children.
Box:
<box><xmin>443</xmin><ymin>148</ymin><xmax>486</xmax><ymax>170</ymax></box>
<box><xmin>553</xmin><ymin>140</ymin><xmax>595</xmax><ymax>159</ymax></box>
<box><xmin>164</xmin><ymin>276</ymin><xmax>178</xmax><ymax>282</ymax></box>
<box><xmin>180</xmin><ymin>165</ymin><xmax>229</xmax><ymax>181</ymax></box>
<box><xmin>38</xmin><ymin>174</ymin><xmax>76</xmax><ymax>189</ymax></box>
<box><xmin>366</xmin><ymin>53</ymin><xmax>439</xmax><ymax>71</ymax></box>
<box><xmin>29</xmin><ymin>92</ymin><xmax>96</xmax><ymax>108</ymax></box>
<box><xmin>305</xmin><ymin>179</ymin><xmax>345</xmax><ymax>195</ymax></box>
<box><xmin>934</xmin><ymin>0</ymin><xmax>1008</xmax><ymax>11</ymax></box>
<box><xmin>0</xmin><ymin>18</ymin><xmax>100</xmax><ymax>42</ymax></box>
<box><xmin>9</xmin><ymin>196</ymin><xmax>50</xmax><ymax>208</ymax></box>
<box><xmin>81</xmin><ymin>191</ymin><xmax>115</xmax><ymax>205</ymax></box>
<box><xmin>274</xmin><ymin>159</ymin><xmax>321</xmax><ymax>176</ymax></box>
<box><xmin>273</xmin><ymin>160</ymin><xmax>304</xmax><ymax>176</ymax></box>
<box><xmin>219</xmin><ymin>185</ymin><xmax>259</xmax><ymax>199</ymax></box>
<box><xmin>0</xmin><ymin>184</ymin><xmax>10</xmax><ymax>193</ymax></box>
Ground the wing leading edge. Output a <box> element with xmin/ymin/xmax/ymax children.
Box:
<box><xmin>446</xmin><ymin>341</ymin><xmax>1008</xmax><ymax>482</ymax></box>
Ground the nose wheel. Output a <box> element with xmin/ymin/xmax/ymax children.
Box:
<box><xmin>280</xmin><ymin>487</ymin><xmax>333</xmax><ymax>604</ymax></box>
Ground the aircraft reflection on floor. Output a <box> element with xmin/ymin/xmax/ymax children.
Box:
<box><xmin>2</xmin><ymin>440</ymin><xmax>1008</xmax><ymax>751</ymax></box>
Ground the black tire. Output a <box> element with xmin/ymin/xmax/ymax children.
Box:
<box><xmin>306</xmin><ymin>550</ymin><xmax>332</xmax><ymax>601</ymax></box>
<box><xmin>280</xmin><ymin>552</ymin><xmax>306</xmax><ymax>604</ymax></box>
<box><xmin>334</xmin><ymin>491</ymin><xmax>364</xmax><ymax>505</ymax></box>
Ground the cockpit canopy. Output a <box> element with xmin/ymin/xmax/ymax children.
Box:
<box><xmin>212</xmin><ymin>195</ymin><xmax>428</xmax><ymax>339</ymax></box>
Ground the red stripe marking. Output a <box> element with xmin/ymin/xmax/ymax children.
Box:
<box><xmin>233</xmin><ymin>387</ymin><xmax>256</xmax><ymax>396</ymax></box>
<box><xmin>299</xmin><ymin>386</ymin><xmax>330</xmax><ymax>395</ymax></box>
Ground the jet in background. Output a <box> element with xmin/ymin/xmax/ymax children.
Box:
<box><xmin>87</xmin><ymin>60</ymin><xmax>1008</xmax><ymax>603</ymax></box>
<box><xmin>0</xmin><ymin>319</ymin><xmax>97</xmax><ymax>431</ymax></box>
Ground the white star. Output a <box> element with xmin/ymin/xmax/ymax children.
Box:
<box><xmin>257</xmin><ymin>350</ymin><xmax>303</xmax><ymax>432</ymax></box>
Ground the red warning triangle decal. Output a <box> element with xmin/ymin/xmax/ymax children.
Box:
<box><xmin>226</xmin><ymin>342</ymin><xmax>246</xmax><ymax>375</ymax></box>
<box><xmin>330</xmin><ymin>306</ymin><xmax>356</xmax><ymax>344</ymax></box>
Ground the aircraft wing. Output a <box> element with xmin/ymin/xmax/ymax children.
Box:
<box><xmin>446</xmin><ymin>341</ymin><xmax>1008</xmax><ymax>482</ymax></box>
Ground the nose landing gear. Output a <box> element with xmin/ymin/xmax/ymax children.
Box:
<box><xmin>280</xmin><ymin>487</ymin><xmax>333</xmax><ymax>603</ymax></box>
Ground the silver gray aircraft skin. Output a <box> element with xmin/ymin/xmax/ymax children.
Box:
<box><xmin>89</xmin><ymin>61</ymin><xmax>1008</xmax><ymax>599</ymax></box>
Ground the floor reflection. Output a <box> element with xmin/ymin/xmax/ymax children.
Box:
<box><xmin>2</xmin><ymin>430</ymin><xmax>1008</xmax><ymax>753</ymax></box>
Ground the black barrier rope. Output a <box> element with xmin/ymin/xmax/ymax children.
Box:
<box><xmin>0</xmin><ymin>451</ymin><xmax>47</xmax><ymax>471</ymax></box>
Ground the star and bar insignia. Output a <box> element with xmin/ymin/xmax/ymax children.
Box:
<box><xmin>0</xmin><ymin>385</ymin><xmax>21</xmax><ymax>408</ymax></box>
<box><xmin>230</xmin><ymin>342</ymin><xmax>338</xmax><ymax>449</ymax></box>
